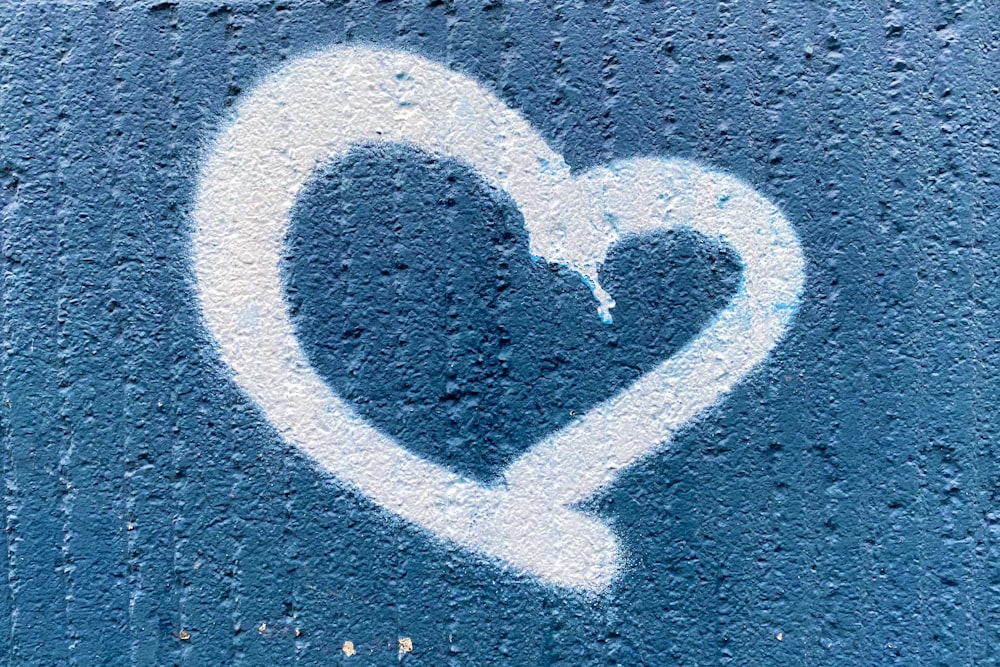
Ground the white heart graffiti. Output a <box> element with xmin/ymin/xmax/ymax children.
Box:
<box><xmin>193</xmin><ymin>47</ymin><xmax>805</xmax><ymax>592</ymax></box>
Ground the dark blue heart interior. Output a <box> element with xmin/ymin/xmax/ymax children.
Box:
<box><xmin>283</xmin><ymin>144</ymin><xmax>741</xmax><ymax>484</ymax></box>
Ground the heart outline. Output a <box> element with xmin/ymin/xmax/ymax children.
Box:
<box><xmin>193</xmin><ymin>46</ymin><xmax>805</xmax><ymax>591</ymax></box>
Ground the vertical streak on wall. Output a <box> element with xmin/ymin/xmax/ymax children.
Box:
<box><xmin>275</xmin><ymin>4</ymin><xmax>304</xmax><ymax>656</ymax></box>
<box><xmin>3</xmin><ymin>5</ymin><xmax>72</xmax><ymax>662</ymax></box>
<box><xmin>0</xmin><ymin>4</ymin><xmax>14</xmax><ymax>660</ymax></box>
<box><xmin>267</xmin><ymin>4</ymin><xmax>306</xmax><ymax>662</ymax></box>
<box><xmin>110</xmin><ymin>7</ymin><xmax>141</xmax><ymax>665</ymax></box>
<box><xmin>56</xmin><ymin>4</ymin><xmax>132</xmax><ymax>664</ymax></box>
<box><xmin>54</xmin><ymin>11</ymin><xmax>76</xmax><ymax>658</ymax></box>
<box><xmin>818</xmin><ymin>3</ymin><xmax>876</xmax><ymax>657</ymax></box>
<box><xmin>599</xmin><ymin>0</ymin><xmax>620</xmax><ymax>164</ymax></box>
<box><xmin>164</xmin><ymin>4</ymin><xmax>191</xmax><ymax>664</ymax></box>
<box><xmin>747</xmin><ymin>3</ymin><xmax>803</xmax><ymax>659</ymax></box>
<box><xmin>869</xmin><ymin>0</ymin><xmax>934</xmax><ymax>658</ymax></box>
<box><xmin>970</xmin><ymin>1</ymin><xmax>1000</xmax><ymax>649</ymax></box>
<box><xmin>225</xmin><ymin>5</ymin><xmax>251</xmax><ymax>663</ymax></box>
<box><xmin>112</xmin><ymin>5</ymin><xmax>184</xmax><ymax>664</ymax></box>
<box><xmin>912</xmin><ymin>1</ymin><xmax>990</xmax><ymax>659</ymax></box>
<box><xmin>440</xmin><ymin>5</ymin><xmax>465</xmax><ymax>661</ymax></box>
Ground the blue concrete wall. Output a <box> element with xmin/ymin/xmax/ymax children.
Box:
<box><xmin>1</xmin><ymin>1</ymin><xmax>998</xmax><ymax>665</ymax></box>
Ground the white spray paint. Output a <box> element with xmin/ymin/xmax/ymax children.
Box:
<box><xmin>193</xmin><ymin>46</ymin><xmax>805</xmax><ymax>592</ymax></box>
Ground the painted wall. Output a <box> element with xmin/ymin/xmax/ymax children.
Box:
<box><xmin>1</xmin><ymin>1</ymin><xmax>997</xmax><ymax>665</ymax></box>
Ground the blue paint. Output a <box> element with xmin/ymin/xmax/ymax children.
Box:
<box><xmin>2</xmin><ymin>2</ymin><xmax>996</xmax><ymax>666</ymax></box>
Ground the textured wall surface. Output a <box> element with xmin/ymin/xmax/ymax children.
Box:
<box><xmin>1</xmin><ymin>1</ymin><xmax>998</xmax><ymax>665</ymax></box>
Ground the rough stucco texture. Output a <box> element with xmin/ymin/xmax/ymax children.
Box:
<box><xmin>1</xmin><ymin>2</ymin><xmax>999</xmax><ymax>665</ymax></box>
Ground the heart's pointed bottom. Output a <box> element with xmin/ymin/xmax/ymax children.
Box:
<box><xmin>465</xmin><ymin>492</ymin><xmax>620</xmax><ymax>592</ymax></box>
